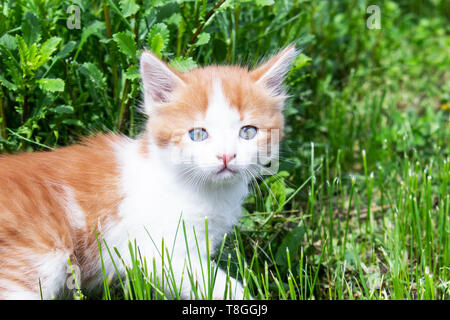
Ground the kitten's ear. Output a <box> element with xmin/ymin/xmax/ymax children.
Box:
<box><xmin>140</xmin><ymin>50</ymin><xmax>185</xmax><ymax>112</ymax></box>
<box><xmin>250</xmin><ymin>45</ymin><xmax>297</xmax><ymax>96</ymax></box>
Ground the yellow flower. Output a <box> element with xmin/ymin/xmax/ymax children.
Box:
<box><xmin>441</xmin><ymin>104</ymin><xmax>450</xmax><ymax>111</ymax></box>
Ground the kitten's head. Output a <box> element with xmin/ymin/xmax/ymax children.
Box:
<box><xmin>140</xmin><ymin>47</ymin><xmax>297</xmax><ymax>185</ymax></box>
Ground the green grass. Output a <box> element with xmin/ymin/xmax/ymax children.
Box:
<box><xmin>1</xmin><ymin>0</ymin><xmax>449</xmax><ymax>300</ymax></box>
<box><xmin>83</xmin><ymin>149</ymin><xmax>448</xmax><ymax>300</ymax></box>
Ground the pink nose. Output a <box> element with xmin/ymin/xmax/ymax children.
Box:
<box><xmin>217</xmin><ymin>153</ymin><xmax>236</xmax><ymax>166</ymax></box>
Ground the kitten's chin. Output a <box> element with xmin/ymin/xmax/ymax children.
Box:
<box><xmin>208</xmin><ymin>168</ymin><xmax>243</xmax><ymax>185</ymax></box>
<box><xmin>215</xmin><ymin>168</ymin><xmax>236</xmax><ymax>179</ymax></box>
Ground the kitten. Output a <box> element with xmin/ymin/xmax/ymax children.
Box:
<box><xmin>0</xmin><ymin>46</ymin><xmax>296</xmax><ymax>299</ymax></box>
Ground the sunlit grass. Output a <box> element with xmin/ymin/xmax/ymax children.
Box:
<box><xmin>69</xmin><ymin>149</ymin><xmax>448</xmax><ymax>300</ymax></box>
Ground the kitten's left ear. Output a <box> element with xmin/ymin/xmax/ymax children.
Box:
<box><xmin>250</xmin><ymin>45</ymin><xmax>297</xmax><ymax>96</ymax></box>
<box><xmin>140</xmin><ymin>50</ymin><xmax>185</xmax><ymax>113</ymax></box>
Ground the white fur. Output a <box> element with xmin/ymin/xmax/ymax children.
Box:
<box><xmin>0</xmin><ymin>250</ymin><xmax>70</xmax><ymax>300</ymax></box>
<box><xmin>0</xmin><ymin>280</ymin><xmax>41</xmax><ymax>300</ymax></box>
<box><xmin>256</xmin><ymin>46</ymin><xmax>297</xmax><ymax>96</ymax></box>
<box><xmin>64</xmin><ymin>187</ymin><xmax>87</xmax><ymax>231</ymax></box>
<box><xmin>35</xmin><ymin>250</ymin><xmax>71</xmax><ymax>299</ymax></box>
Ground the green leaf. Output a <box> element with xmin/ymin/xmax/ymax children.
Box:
<box><xmin>113</xmin><ymin>31</ymin><xmax>137</xmax><ymax>58</ymax></box>
<box><xmin>255</xmin><ymin>0</ymin><xmax>275</xmax><ymax>6</ymax></box>
<box><xmin>0</xmin><ymin>33</ymin><xmax>17</xmax><ymax>50</ymax></box>
<box><xmin>194</xmin><ymin>32</ymin><xmax>210</xmax><ymax>47</ymax></box>
<box><xmin>16</xmin><ymin>35</ymin><xmax>29</xmax><ymax>72</ymax></box>
<box><xmin>124</xmin><ymin>65</ymin><xmax>140</xmax><ymax>80</ymax></box>
<box><xmin>292</xmin><ymin>53</ymin><xmax>312</xmax><ymax>71</ymax></box>
<box><xmin>75</xmin><ymin>21</ymin><xmax>105</xmax><ymax>59</ymax></box>
<box><xmin>164</xmin><ymin>13</ymin><xmax>182</xmax><ymax>26</ymax></box>
<box><xmin>37</xmin><ymin>37</ymin><xmax>62</xmax><ymax>68</ymax></box>
<box><xmin>275</xmin><ymin>226</ymin><xmax>306</xmax><ymax>268</ymax></box>
<box><xmin>79</xmin><ymin>62</ymin><xmax>106</xmax><ymax>87</ymax></box>
<box><xmin>37</xmin><ymin>78</ymin><xmax>65</xmax><ymax>92</ymax></box>
<box><xmin>151</xmin><ymin>34</ymin><xmax>164</xmax><ymax>58</ymax></box>
<box><xmin>169</xmin><ymin>57</ymin><xmax>197</xmax><ymax>73</ymax></box>
<box><xmin>62</xmin><ymin>119</ymin><xmax>84</xmax><ymax>127</ymax></box>
<box><xmin>0</xmin><ymin>74</ymin><xmax>18</xmax><ymax>91</ymax></box>
<box><xmin>146</xmin><ymin>23</ymin><xmax>169</xmax><ymax>58</ymax></box>
<box><xmin>103</xmin><ymin>0</ymin><xmax>133</xmax><ymax>30</ymax></box>
<box><xmin>80</xmin><ymin>21</ymin><xmax>105</xmax><ymax>45</ymax></box>
<box><xmin>119</xmin><ymin>0</ymin><xmax>139</xmax><ymax>17</ymax></box>
<box><xmin>53</xmin><ymin>105</ymin><xmax>74</xmax><ymax>114</ymax></box>
<box><xmin>0</xmin><ymin>47</ymin><xmax>21</xmax><ymax>86</ymax></box>
<box><xmin>21</xmin><ymin>11</ymin><xmax>42</xmax><ymax>46</ymax></box>
<box><xmin>56</xmin><ymin>41</ymin><xmax>77</xmax><ymax>59</ymax></box>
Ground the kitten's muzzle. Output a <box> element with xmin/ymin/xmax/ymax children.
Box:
<box><xmin>216</xmin><ymin>153</ymin><xmax>237</xmax><ymax>174</ymax></box>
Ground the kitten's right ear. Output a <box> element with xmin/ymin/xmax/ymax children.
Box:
<box><xmin>140</xmin><ymin>51</ymin><xmax>185</xmax><ymax>113</ymax></box>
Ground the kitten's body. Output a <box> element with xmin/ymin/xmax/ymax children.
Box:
<box><xmin>0</xmin><ymin>47</ymin><xmax>296</xmax><ymax>299</ymax></box>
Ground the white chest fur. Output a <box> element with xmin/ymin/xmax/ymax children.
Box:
<box><xmin>101</xmin><ymin>139</ymin><xmax>248</xmax><ymax>283</ymax></box>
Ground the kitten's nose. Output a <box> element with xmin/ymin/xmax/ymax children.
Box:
<box><xmin>217</xmin><ymin>153</ymin><xmax>236</xmax><ymax>166</ymax></box>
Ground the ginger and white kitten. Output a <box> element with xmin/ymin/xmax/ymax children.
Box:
<box><xmin>0</xmin><ymin>46</ymin><xmax>296</xmax><ymax>299</ymax></box>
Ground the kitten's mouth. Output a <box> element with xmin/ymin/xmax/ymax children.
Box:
<box><xmin>217</xmin><ymin>166</ymin><xmax>236</xmax><ymax>175</ymax></box>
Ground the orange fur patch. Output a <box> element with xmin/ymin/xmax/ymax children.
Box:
<box><xmin>0</xmin><ymin>134</ymin><xmax>124</xmax><ymax>296</ymax></box>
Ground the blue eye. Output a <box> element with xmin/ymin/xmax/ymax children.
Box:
<box><xmin>239</xmin><ymin>126</ymin><xmax>258</xmax><ymax>140</ymax></box>
<box><xmin>189</xmin><ymin>128</ymin><xmax>208</xmax><ymax>142</ymax></box>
